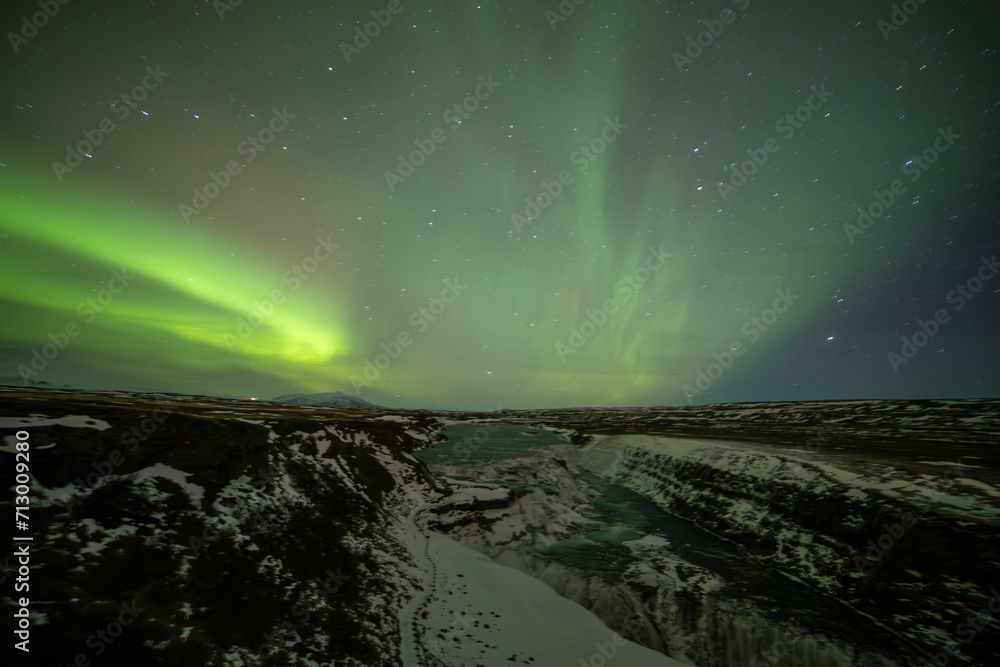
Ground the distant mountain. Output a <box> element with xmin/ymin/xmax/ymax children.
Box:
<box><xmin>0</xmin><ymin>375</ymin><xmax>72</xmax><ymax>389</ymax></box>
<box><xmin>0</xmin><ymin>376</ymin><xmax>183</xmax><ymax>395</ymax></box>
<box><xmin>270</xmin><ymin>391</ymin><xmax>383</xmax><ymax>408</ymax></box>
<box><xmin>6</xmin><ymin>389</ymin><xmax>1000</xmax><ymax>666</ymax></box>
<box><xmin>4</xmin><ymin>387</ymin><xmax>443</xmax><ymax>666</ymax></box>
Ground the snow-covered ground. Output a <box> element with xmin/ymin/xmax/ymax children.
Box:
<box><xmin>6</xmin><ymin>386</ymin><xmax>997</xmax><ymax>666</ymax></box>
<box><xmin>578</xmin><ymin>433</ymin><xmax>1000</xmax><ymax>525</ymax></box>
<box><xmin>396</xmin><ymin>506</ymin><xmax>687</xmax><ymax>667</ymax></box>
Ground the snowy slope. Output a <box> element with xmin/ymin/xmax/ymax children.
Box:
<box><xmin>391</xmin><ymin>502</ymin><xmax>686</xmax><ymax>667</ymax></box>
<box><xmin>0</xmin><ymin>386</ymin><xmax>687</xmax><ymax>667</ymax></box>
<box><xmin>573</xmin><ymin>431</ymin><xmax>1000</xmax><ymax>666</ymax></box>
<box><xmin>269</xmin><ymin>391</ymin><xmax>382</xmax><ymax>408</ymax></box>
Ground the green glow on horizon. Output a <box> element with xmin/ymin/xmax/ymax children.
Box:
<box><xmin>2</xmin><ymin>0</ymin><xmax>993</xmax><ymax>407</ymax></box>
<box><xmin>0</xmin><ymin>180</ymin><xmax>346</xmax><ymax>375</ymax></box>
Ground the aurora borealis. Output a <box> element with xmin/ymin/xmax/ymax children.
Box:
<box><xmin>1</xmin><ymin>0</ymin><xmax>998</xmax><ymax>409</ymax></box>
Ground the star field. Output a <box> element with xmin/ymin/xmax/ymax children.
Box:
<box><xmin>1</xmin><ymin>0</ymin><xmax>998</xmax><ymax>408</ymax></box>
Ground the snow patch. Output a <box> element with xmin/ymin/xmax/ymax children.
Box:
<box><xmin>133</xmin><ymin>463</ymin><xmax>205</xmax><ymax>506</ymax></box>
<box><xmin>0</xmin><ymin>414</ymin><xmax>112</xmax><ymax>436</ymax></box>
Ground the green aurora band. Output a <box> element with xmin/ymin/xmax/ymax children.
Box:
<box><xmin>2</xmin><ymin>0</ymin><xmax>996</xmax><ymax>407</ymax></box>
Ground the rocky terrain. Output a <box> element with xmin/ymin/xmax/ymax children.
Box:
<box><xmin>421</xmin><ymin>400</ymin><xmax>1000</xmax><ymax>666</ymax></box>
<box><xmin>1</xmin><ymin>388</ymin><xmax>998</xmax><ymax>666</ymax></box>
<box><xmin>0</xmin><ymin>387</ymin><xmax>449</xmax><ymax>666</ymax></box>
<box><xmin>269</xmin><ymin>391</ymin><xmax>383</xmax><ymax>409</ymax></box>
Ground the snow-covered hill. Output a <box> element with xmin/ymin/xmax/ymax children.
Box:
<box><xmin>2</xmin><ymin>388</ymin><xmax>997</xmax><ymax>666</ymax></box>
<box><xmin>417</xmin><ymin>400</ymin><xmax>1000</xmax><ymax>667</ymax></box>
<box><xmin>0</xmin><ymin>387</ymin><xmax>676</xmax><ymax>666</ymax></box>
<box><xmin>269</xmin><ymin>391</ymin><xmax>383</xmax><ymax>408</ymax></box>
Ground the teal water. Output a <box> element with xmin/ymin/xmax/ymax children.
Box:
<box><xmin>415</xmin><ymin>423</ymin><xmax>921</xmax><ymax>661</ymax></box>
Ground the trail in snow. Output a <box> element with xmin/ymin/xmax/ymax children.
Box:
<box><xmin>398</xmin><ymin>505</ymin><xmax>445</xmax><ymax>667</ymax></box>
<box><xmin>395</xmin><ymin>501</ymin><xmax>686</xmax><ymax>666</ymax></box>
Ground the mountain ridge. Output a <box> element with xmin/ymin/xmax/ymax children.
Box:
<box><xmin>269</xmin><ymin>391</ymin><xmax>383</xmax><ymax>408</ymax></box>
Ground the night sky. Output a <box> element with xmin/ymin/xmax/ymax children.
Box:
<box><xmin>1</xmin><ymin>0</ymin><xmax>998</xmax><ymax>410</ymax></box>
